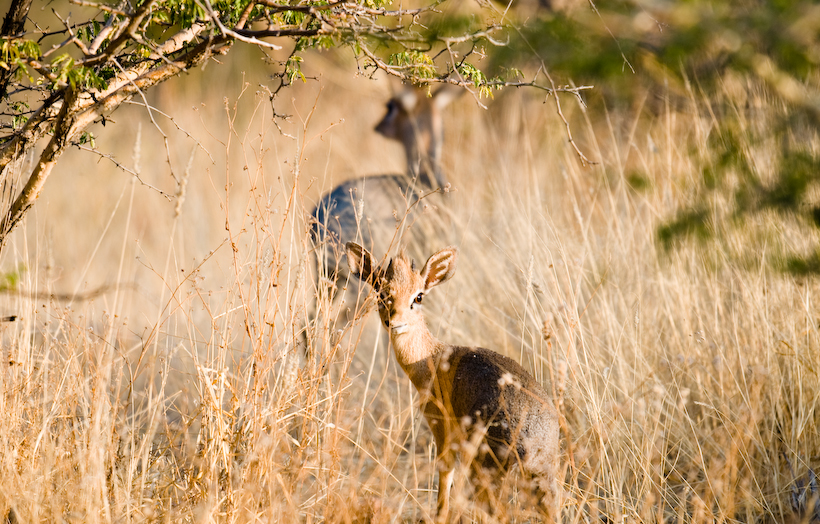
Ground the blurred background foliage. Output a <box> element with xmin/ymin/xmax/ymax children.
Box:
<box><xmin>496</xmin><ymin>0</ymin><xmax>820</xmax><ymax>272</ymax></box>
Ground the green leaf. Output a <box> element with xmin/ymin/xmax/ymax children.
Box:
<box><xmin>389</xmin><ymin>51</ymin><xmax>436</xmax><ymax>79</ymax></box>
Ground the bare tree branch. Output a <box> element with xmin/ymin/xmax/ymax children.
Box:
<box><xmin>0</xmin><ymin>84</ymin><xmax>78</xmax><ymax>240</ymax></box>
<box><xmin>0</xmin><ymin>0</ymin><xmax>32</xmax><ymax>38</ymax></box>
<box><xmin>0</xmin><ymin>33</ymin><xmax>232</xmax><ymax>244</ymax></box>
<box><xmin>0</xmin><ymin>0</ymin><xmax>34</xmax><ymax>97</ymax></box>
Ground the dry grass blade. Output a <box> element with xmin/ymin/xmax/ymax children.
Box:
<box><xmin>0</xmin><ymin>55</ymin><xmax>817</xmax><ymax>524</ymax></box>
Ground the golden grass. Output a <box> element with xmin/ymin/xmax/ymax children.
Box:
<box><xmin>0</xmin><ymin>49</ymin><xmax>817</xmax><ymax>523</ymax></box>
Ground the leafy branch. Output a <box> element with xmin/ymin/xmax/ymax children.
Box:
<box><xmin>0</xmin><ymin>0</ymin><xmax>593</xmax><ymax>252</ymax></box>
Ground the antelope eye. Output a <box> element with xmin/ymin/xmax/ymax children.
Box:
<box><xmin>414</xmin><ymin>293</ymin><xmax>423</xmax><ymax>304</ymax></box>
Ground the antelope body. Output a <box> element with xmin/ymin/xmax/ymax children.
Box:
<box><xmin>346</xmin><ymin>242</ymin><xmax>560</xmax><ymax>523</ymax></box>
<box><xmin>311</xmin><ymin>87</ymin><xmax>458</xmax><ymax>289</ymax></box>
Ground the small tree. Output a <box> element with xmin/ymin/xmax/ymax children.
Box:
<box><xmin>501</xmin><ymin>0</ymin><xmax>820</xmax><ymax>272</ymax></box>
<box><xmin>0</xmin><ymin>0</ymin><xmax>590</xmax><ymax>253</ymax></box>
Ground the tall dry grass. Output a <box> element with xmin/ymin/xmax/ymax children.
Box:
<box><xmin>0</xmin><ymin>49</ymin><xmax>817</xmax><ymax>523</ymax></box>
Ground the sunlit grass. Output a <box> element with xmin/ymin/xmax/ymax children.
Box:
<box><xmin>0</xmin><ymin>52</ymin><xmax>817</xmax><ymax>523</ymax></box>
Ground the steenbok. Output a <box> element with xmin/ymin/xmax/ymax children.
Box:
<box><xmin>346</xmin><ymin>242</ymin><xmax>560</xmax><ymax>523</ymax></box>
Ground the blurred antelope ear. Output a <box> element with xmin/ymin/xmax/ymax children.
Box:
<box><xmin>395</xmin><ymin>87</ymin><xmax>418</xmax><ymax>112</ymax></box>
<box><xmin>346</xmin><ymin>242</ymin><xmax>377</xmax><ymax>288</ymax></box>
<box><xmin>420</xmin><ymin>247</ymin><xmax>458</xmax><ymax>291</ymax></box>
<box><xmin>431</xmin><ymin>84</ymin><xmax>464</xmax><ymax>110</ymax></box>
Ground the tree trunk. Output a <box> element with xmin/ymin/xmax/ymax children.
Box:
<box><xmin>0</xmin><ymin>0</ymin><xmax>34</xmax><ymax>99</ymax></box>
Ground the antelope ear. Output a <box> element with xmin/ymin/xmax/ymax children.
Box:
<box><xmin>345</xmin><ymin>242</ymin><xmax>378</xmax><ymax>288</ymax></box>
<box><xmin>420</xmin><ymin>247</ymin><xmax>458</xmax><ymax>291</ymax></box>
<box><xmin>431</xmin><ymin>84</ymin><xmax>464</xmax><ymax>110</ymax></box>
<box><xmin>395</xmin><ymin>88</ymin><xmax>418</xmax><ymax>112</ymax></box>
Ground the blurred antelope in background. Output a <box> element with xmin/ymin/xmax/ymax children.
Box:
<box><xmin>308</xmin><ymin>86</ymin><xmax>460</xmax><ymax>356</ymax></box>
<box><xmin>346</xmin><ymin>242</ymin><xmax>561</xmax><ymax>523</ymax></box>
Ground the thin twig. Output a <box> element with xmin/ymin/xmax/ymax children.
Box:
<box><xmin>587</xmin><ymin>0</ymin><xmax>635</xmax><ymax>74</ymax></box>
<box><xmin>196</xmin><ymin>0</ymin><xmax>284</xmax><ymax>50</ymax></box>
<box><xmin>123</xmin><ymin>99</ymin><xmax>215</xmax><ymax>163</ymax></box>
<box><xmin>68</xmin><ymin>0</ymin><xmax>130</xmax><ymax>17</ymax></box>
<box><xmin>358</xmin><ymin>43</ymin><xmax>592</xmax><ymax>100</ymax></box>
<box><xmin>72</xmin><ymin>143</ymin><xmax>173</xmax><ymax>200</ymax></box>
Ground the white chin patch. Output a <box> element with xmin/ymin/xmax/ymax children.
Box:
<box><xmin>391</xmin><ymin>324</ymin><xmax>409</xmax><ymax>335</ymax></box>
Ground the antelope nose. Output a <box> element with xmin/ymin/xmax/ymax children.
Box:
<box><xmin>391</xmin><ymin>323</ymin><xmax>409</xmax><ymax>335</ymax></box>
<box><xmin>384</xmin><ymin>307</ymin><xmax>402</xmax><ymax>330</ymax></box>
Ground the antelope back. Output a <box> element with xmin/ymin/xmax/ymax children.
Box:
<box><xmin>311</xmin><ymin>87</ymin><xmax>459</xmax><ymax>283</ymax></box>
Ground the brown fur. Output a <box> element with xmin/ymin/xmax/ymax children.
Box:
<box><xmin>346</xmin><ymin>244</ymin><xmax>560</xmax><ymax>523</ymax></box>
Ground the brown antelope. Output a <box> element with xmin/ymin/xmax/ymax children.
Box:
<box><xmin>308</xmin><ymin>86</ymin><xmax>459</xmax><ymax>354</ymax></box>
<box><xmin>345</xmin><ymin>242</ymin><xmax>560</xmax><ymax>523</ymax></box>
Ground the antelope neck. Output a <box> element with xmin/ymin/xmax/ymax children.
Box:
<box><xmin>406</xmin><ymin>138</ymin><xmax>446</xmax><ymax>190</ymax></box>
<box><xmin>390</xmin><ymin>321</ymin><xmax>445</xmax><ymax>390</ymax></box>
